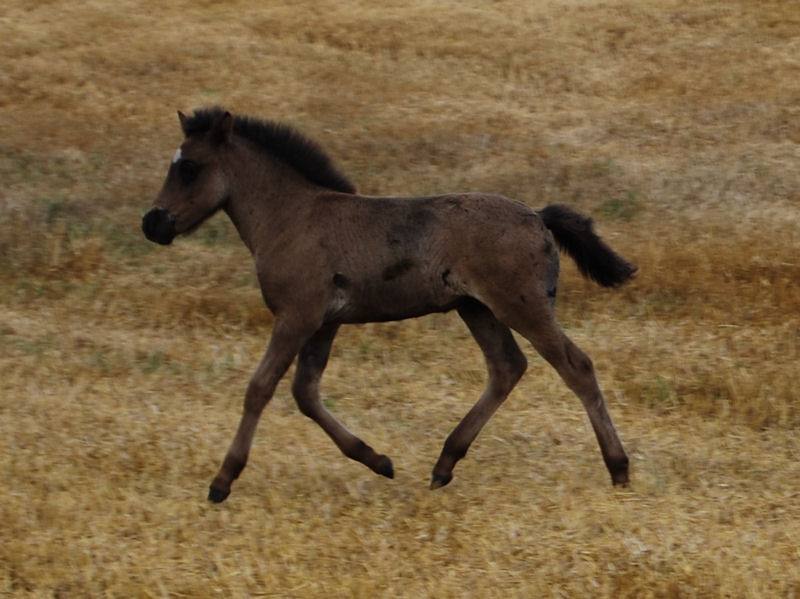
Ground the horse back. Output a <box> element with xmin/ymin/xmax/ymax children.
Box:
<box><xmin>305</xmin><ymin>192</ymin><xmax>556</xmax><ymax>324</ymax></box>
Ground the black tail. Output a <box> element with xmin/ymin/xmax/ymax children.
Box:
<box><xmin>540</xmin><ymin>204</ymin><xmax>637</xmax><ymax>287</ymax></box>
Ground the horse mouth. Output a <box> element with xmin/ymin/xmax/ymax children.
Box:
<box><xmin>142</xmin><ymin>208</ymin><xmax>176</xmax><ymax>245</ymax></box>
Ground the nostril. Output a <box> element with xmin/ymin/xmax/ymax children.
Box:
<box><xmin>142</xmin><ymin>210</ymin><xmax>155</xmax><ymax>237</ymax></box>
<box><xmin>142</xmin><ymin>208</ymin><xmax>176</xmax><ymax>245</ymax></box>
<box><xmin>142</xmin><ymin>208</ymin><xmax>161</xmax><ymax>238</ymax></box>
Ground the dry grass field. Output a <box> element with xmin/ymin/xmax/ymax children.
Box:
<box><xmin>2</xmin><ymin>0</ymin><xmax>799</xmax><ymax>597</ymax></box>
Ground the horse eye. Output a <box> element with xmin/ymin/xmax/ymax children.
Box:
<box><xmin>177</xmin><ymin>160</ymin><xmax>200</xmax><ymax>184</ymax></box>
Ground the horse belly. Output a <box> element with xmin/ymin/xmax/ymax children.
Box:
<box><xmin>326</xmin><ymin>272</ymin><xmax>461</xmax><ymax>324</ymax></box>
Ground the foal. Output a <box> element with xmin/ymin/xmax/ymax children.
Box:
<box><xmin>142</xmin><ymin>107</ymin><xmax>636</xmax><ymax>503</ymax></box>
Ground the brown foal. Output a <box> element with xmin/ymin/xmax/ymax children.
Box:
<box><xmin>142</xmin><ymin>107</ymin><xmax>636</xmax><ymax>503</ymax></box>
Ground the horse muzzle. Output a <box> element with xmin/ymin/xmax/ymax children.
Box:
<box><xmin>142</xmin><ymin>208</ymin><xmax>177</xmax><ymax>245</ymax></box>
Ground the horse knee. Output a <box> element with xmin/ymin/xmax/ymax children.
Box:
<box><xmin>244</xmin><ymin>378</ymin><xmax>273</xmax><ymax>414</ymax></box>
<box><xmin>502</xmin><ymin>350</ymin><xmax>527</xmax><ymax>388</ymax></box>
<box><xmin>565</xmin><ymin>342</ymin><xmax>594</xmax><ymax>376</ymax></box>
<box><xmin>489</xmin><ymin>340</ymin><xmax>527</xmax><ymax>390</ymax></box>
<box><xmin>560</xmin><ymin>342</ymin><xmax>600</xmax><ymax>396</ymax></box>
<box><xmin>295</xmin><ymin>398</ymin><xmax>319</xmax><ymax>419</ymax></box>
<box><xmin>291</xmin><ymin>379</ymin><xmax>320</xmax><ymax>419</ymax></box>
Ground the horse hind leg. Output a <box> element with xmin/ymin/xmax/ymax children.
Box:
<box><xmin>431</xmin><ymin>300</ymin><xmax>528</xmax><ymax>489</ymax></box>
<box><xmin>291</xmin><ymin>324</ymin><xmax>394</xmax><ymax>479</ymax></box>
<box><xmin>509</xmin><ymin>308</ymin><xmax>629</xmax><ymax>485</ymax></box>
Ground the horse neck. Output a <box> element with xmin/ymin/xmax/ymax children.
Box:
<box><xmin>222</xmin><ymin>144</ymin><xmax>317</xmax><ymax>256</ymax></box>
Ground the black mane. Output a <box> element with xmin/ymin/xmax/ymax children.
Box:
<box><xmin>182</xmin><ymin>107</ymin><xmax>356</xmax><ymax>194</ymax></box>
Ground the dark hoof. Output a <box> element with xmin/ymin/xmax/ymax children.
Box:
<box><xmin>208</xmin><ymin>485</ymin><xmax>230</xmax><ymax>503</ymax></box>
<box><xmin>611</xmin><ymin>467</ymin><xmax>630</xmax><ymax>486</ymax></box>
<box><xmin>376</xmin><ymin>455</ymin><xmax>394</xmax><ymax>479</ymax></box>
<box><xmin>612</xmin><ymin>474</ymin><xmax>630</xmax><ymax>487</ymax></box>
<box><xmin>430</xmin><ymin>472</ymin><xmax>452</xmax><ymax>490</ymax></box>
<box><xmin>607</xmin><ymin>455</ymin><xmax>629</xmax><ymax>487</ymax></box>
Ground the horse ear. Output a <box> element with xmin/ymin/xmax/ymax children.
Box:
<box><xmin>211</xmin><ymin>111</ymin><xmax>234</xmax><ymax>145</ymax></box>
<box><xmin>178</xmin><ymin>110</ymin><xmax>189</xmax><ymax>134</ymax></box>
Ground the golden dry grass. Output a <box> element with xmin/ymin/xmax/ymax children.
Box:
<box><xmin>1</xmin><ymin>0</ymin><xmax>799</xmax><ymax>597</ymax></box>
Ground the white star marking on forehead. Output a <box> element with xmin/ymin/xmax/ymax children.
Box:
<box><xmin>172</xmin><ymin>147</ymin><xmax>182</xmax><ymax>164</ymax></box>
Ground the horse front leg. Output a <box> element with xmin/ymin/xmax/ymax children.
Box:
<box><xmin>291</xmin><ymin>324</ymin><xmax>394</xmax><ymax>479</ymax></box>
<box><xmin>208</xmin><ymin>319</ymin><xmax>312</xmax><ymax>503</ymax></box>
